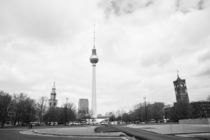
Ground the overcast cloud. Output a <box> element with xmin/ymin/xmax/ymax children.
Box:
<box><xmin>0</xmin><ymin>0</ymin><xmax>210</xmax><ymax>114</ymax></box>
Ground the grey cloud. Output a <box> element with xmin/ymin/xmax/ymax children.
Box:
<box><xmin>141</xmin><ymin>53</ymin><xmax>172</xmax><ymax>67</ymax></box>
<box><xmin>0</xmin><ymin>0</ymin><xmax>82</xmax><ymax>44</ymax></box>
<box><xmin>198</xmin><ymin>68</ymin><xmax>210</xmax><ymax>77</ymax></box>
<box><xmin>99</xmin><ymin>0</ymin><xmax>209</xmax><ymax>18</ymax></box>
<box><xmin>197</xmin><ymin>51</ymin><xmax>210</xmax><ymax>77</ymax></box>
<box><xmin>176</xmin><ymin>0</ymin><xmax>208</xmax><ymax>14</ymax></box>
<box><xmin>199</xmin><ymin>50</ymin><xmax>210</xmax><ymax>62</ymax></box>
<box><xmin>198</xmin><ymin>0</ymin><xmax>205</xmax><ymax>10</ymax></box>
<box><xmin>98</xmin><ymin>0</ymin><xmax>153</xmax><ymax>17</ymax></box>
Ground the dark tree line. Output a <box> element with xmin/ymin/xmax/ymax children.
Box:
<box><xmin>43</xmin><ymin>103</ymin><xmax>76</xmax><ymax>125</ymax></box>
<box><xmin>0</xmin><ymin>90</ymin><xmax>76</xmax><ymax>128</ymax></box>
<box><xmin>109</xmin><ymin>102</ymin><xmax>165</xmax><ymax>123</ymax></box>
<box><xmin>166</xmin><ymin>102</ymin><xmax>192</xmax><ymax>122</ymax></box>
<box><xmin>12</xmin><ymin>93</ymin><xmax>36</xmax><ymax>126</ymax></box>
<box><xmin>164</xmin><ymin>100</ymin><xmax>210</xmax><ymax>122</ymax></box>
<box><xmin>0</xmin><ymin>92</ymin><xmax>36</xmax><ymax>127</ymax></box>
<box><xmin>109</xmin><ymin>98</ymin><xmax>210</xmax><ymax>124</ymax></box>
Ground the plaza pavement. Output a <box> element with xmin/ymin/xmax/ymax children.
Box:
<box><xmin>18</xmin><ymin>124</ymin><xmax>210</xmax><ymax>139</ymax></box>
<box><xmin>21</xmin><ymin>126</ymin><xmax>126</xmax><ymax>138</ymax></box>
<box><xmin>0</xmin><ymin>129</ymin><xmax>125</xmax><ymax>140</ymax></box>
<box><xmin>127</xmin><ymin>124</ymin><xmax>210</xmax><ymax>135</ymax></box>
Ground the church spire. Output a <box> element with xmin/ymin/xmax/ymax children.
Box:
<box><xmin>49</xmin><ymin>81</ymin><xmax>57</xmax><ymax>107</ymax></box>
<box><xmin>53</xmin><ymin>81</ymin><xmax>56</xmax><ymax>89</ymax></box>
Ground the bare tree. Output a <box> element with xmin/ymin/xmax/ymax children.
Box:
<box><xmin>37</xmin><ymin>96</ymin><xmax>48</xmax><ymax>124</ymax></box>
<box><xmin>12</xmin><ymin>93</ymin><xmax>36</xmax><ymax>126</ymax></box>
<box><xmin>63</xmin><ymin>103</ymin><xmax>76</xmax><ymax>125</ymax></box>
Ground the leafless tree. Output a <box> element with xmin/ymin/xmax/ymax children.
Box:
<box><xmin>12</xmin><ymin>93</ymin><xmax>36</xmax><ymax>126</ymax></box>
<box><xmin>37</xmin><ymin>96</ymin><xmax>48</xmax><ymax>124</ymax></box>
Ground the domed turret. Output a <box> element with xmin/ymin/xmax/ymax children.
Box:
<box><xmin>90</xmin><ymin>48</ymin><xmax>99</xmax><ymax>64</ymax></box>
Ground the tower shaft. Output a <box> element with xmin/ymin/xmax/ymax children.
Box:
<box><xmin>91</xmin><ymin>64</ymin><xmax>97</xmax><ymax>117</ymax></box>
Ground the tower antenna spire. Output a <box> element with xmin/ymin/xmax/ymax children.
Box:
<box><xmin>93</xmin><ymin>24</ymin><xmax>96</xmax><ymax>49</ymax></box>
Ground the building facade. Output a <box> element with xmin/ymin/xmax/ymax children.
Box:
<box><xmin>49</xmin><ymin>82</ymin><xmax>57</xmax><ymax>107</ymax></box>
<box><xmin>78</xmin><ymin>98</ymin><xmax>89</xmax><ymax>113</ymax></box>
<box><xmin>173</xmin><ymin>75</ymin><xmax>189</xmax><ymax>103</ymax></box>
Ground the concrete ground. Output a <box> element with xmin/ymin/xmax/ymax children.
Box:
<box><xmin>0</xmin><ymin>127</ymin><xmax>129</xmax><ymax>140</ymax></box>
<box><xmin>126</xmin><ymin>124</ymin><xmax>210</xmax><ymax>139</ymax></box>
<box><xmin>113</xmin><ymin>126</ymin><xmax>197</xmax><ymax>140</ymax></box>
<box><xmin>127</xmin><ymin>124</ymin><xmax>210</xmax><ymax>134</ymax></box>
<box><xmin>0</xmin><ymin>129</ymin><xmax>125</xmax><ymax>140</ymax></box>
<box><xmin>21</xmin><ymin>126</ymin><xmax>125</xmax><ymax>137</ymax></box>
<box><xmin>3</xmin><ymin>124</ymin><xmax>210</xmax><ymax>140</ymax></box>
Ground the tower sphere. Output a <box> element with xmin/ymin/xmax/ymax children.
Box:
<box><xmin>90</xmin><ymin>48</ymin><xmax>99</xmax><ymax>64</ymax></box>
<box><xmin>90</xmin><ymin>55</ymin><xmax>99</xmax><ymax>64</ymax></box>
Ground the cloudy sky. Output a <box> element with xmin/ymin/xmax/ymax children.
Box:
<box><xmin>0</xmin><ymin>0</ymin><xmax>210</xmax><ymax>115</ymax></box>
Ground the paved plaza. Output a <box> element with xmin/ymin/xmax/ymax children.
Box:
<box><xmin>127</xmin><ymin>124</ymin><xmax>210</xmax><ymax>134</ymax></box>
<box><xmin>21</xmin><ymin>126</ymin><xmax>125</xmax><ymax>137</ymax></box>
<box><xmin>1</xmin><ymin>124</ymin><xmax>210</xmax><ymax>140</ymax></box>
<box><xmin>0</xmin><ymin>127</ymin><xmax>128</xmax><ymax>140</ymax></box>
<box><xmin>0</xmin><ymin>129</ymin><xmax>124</xmax><ymax>140</ymax></box>
<box><xmin>126</xmin><ymin>124</ymin><xmax>210</xmax><ymax>139</ymax></box>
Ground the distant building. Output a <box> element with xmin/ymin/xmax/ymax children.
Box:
<box><xmin>173</xmin><ymin>74</ymin><xmax>189</xmax><ymax>103</ymax></box>
<box><xmin>49</xmin><ymin>82</ymin><xmax>57</xmax><ymax>107</ymax></box>
<box><xmin>78</xmin><ymin>99</ymin><xmax>89</xmax><ymax>114</ymax></box>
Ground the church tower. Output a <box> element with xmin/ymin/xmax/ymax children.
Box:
<box><xmin>173</xmin><ymin>73</ymin><xmax>189</xmax><ymax>103</ymax></box>
<box><xmin>49</xmin><ymin>82</ymin><xmax>58</xmax><ymax>107</ymax></box>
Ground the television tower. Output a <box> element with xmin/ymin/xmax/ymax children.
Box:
<box><xmin>90</xmin><ymin>27</ymin><xmax>99</xmax><ymax>118</ymax></box>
